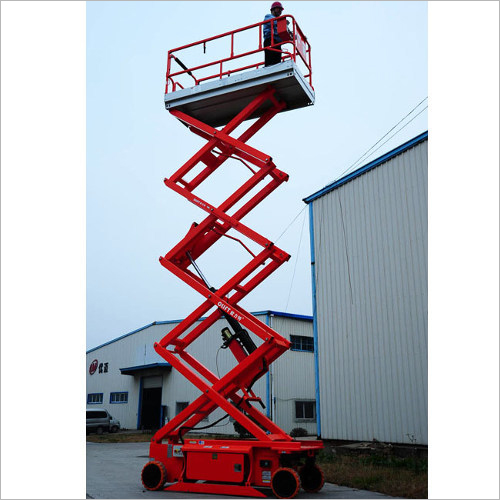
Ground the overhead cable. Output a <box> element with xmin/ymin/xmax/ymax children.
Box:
<box><xmin>335</xmin><ymin>96</ymin><xmax>428</xmax><ymax>181</ymax></box>
<box><xmin>284</xmin><ymin>208</ymin><xmax>307</xmax><ymax>312</ymax></box>
<box><xmin>361</xmin><ymin>105</ymin><xmax>428</xmax><ymax>161</ymax></box>
<box><xmin>274</xmin><ymin>204</ymin><xmax>307</xmax><ymax>243</ymax></box>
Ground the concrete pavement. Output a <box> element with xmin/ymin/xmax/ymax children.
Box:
<box><xmin>86</xmin><ymin>442</ymin><xmax>396</xmax><ymax>499</ymax></box>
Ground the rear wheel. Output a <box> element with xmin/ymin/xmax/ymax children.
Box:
<box><xmin>96</xmin><ymin>426</ymin><xmax>103</xmax><ymax>435</ymax></box>
<box><xmin>299</xmin><ymin>464</ymin><xmax>325</xmax><ymax>493</ymax></box>
<box><xmin>141</xmin><ymin>461</ymin><xmax>167</xmax><ymax>491</ymax></box>
<box><xmin>271</xmin><ymin>467</ymin><xmax>300</xmax><ymax>499</ymax></box>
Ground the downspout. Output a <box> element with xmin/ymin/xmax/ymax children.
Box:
<box><xmin>265</xmin><ymin>312</ymin><xmax>272</xmax><ymax>419</ymax></box>
<box><xmin>137</xmin><ymin>377</ymin><xmax>144</xmax><ymax>430</ymax></box>
<box><xmin>308</xmin><ymin>202</ymin><xmax>321</xmax><ymax>438</ymax></box>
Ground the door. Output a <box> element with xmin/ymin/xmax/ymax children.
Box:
<box><xmin>139</xmin><ymin>376</ymin><xmax>163</xmax><ymax>430</ymax></box>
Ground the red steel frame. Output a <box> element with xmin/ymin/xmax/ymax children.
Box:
<box><xmin>155</xmin><ymin>87</ymin><xmax>296</xmax><ymax>443</ymax></box>
<box><xmin>144</xmin><ymin>18</ymin><xmax>321</xmax><ymax>499</ymax></box>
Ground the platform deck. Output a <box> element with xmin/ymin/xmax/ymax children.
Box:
<box><xmin>164</xmin><ymin>60</ymin><xmax>314</xmax><ymax>128</ymax></box>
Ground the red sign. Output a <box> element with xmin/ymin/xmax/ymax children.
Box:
<box><xmin>89</xmin><ymin>359</ymin><xmax>98</xmax><ymax>375</ymax></box>
<box><xmin>295</xmin><ymin>29</ymin><xmax>307</xmax><ymax>62</ymax></box>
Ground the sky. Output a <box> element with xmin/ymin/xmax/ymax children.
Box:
<box><xmin>86</xmin><ymin>1</ymin><xmax>428</xmax><ymax>350</ymax></box>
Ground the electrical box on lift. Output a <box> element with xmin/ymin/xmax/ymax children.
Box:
<box><xmin>185</xmin><ymin>451</ymin><xmax>246</xmax><ymax>482</ymax></box>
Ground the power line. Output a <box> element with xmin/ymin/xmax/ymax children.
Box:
<box><xmin>361</xmin><ymin>105</ymin><xmax>428</xmax><ymax>161</ymax></box>
<box><xmin>284</xmin><ymin>208</ymin><xmax>307</xmax><ymax>312</ymax></box>
<box><xmin>335</xmin><ymin>96</ymin><xmax>428</xmax><ymax>181</ymax></box>
<box><xmin>274</xmin><ymin>205</ymin><xmax>307</xmax><ymax>243</ymax></box>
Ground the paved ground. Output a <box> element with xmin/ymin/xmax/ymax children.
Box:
<box><xmin>87</xmin><ymin>442</ymin><xmax>396</xmax><ymax>499</ymax></box>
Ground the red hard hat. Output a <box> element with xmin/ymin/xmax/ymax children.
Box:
<box><xmin>271</xmin><ymin>2</ymin><xmax>284</xmax><ymax>11</ymax></box>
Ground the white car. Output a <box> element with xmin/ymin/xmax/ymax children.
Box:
<box><xmin>86</xmin><ymin>408</ymin><xmax>121</xmax><ymax>434</ymax></box>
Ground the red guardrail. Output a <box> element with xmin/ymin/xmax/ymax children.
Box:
<box><xmin>165</xmin><ymin>15</ymin><xmax>312</xmax><ymax>94</ymax></box>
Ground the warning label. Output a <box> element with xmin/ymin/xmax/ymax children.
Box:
<box><xmin>262</xmin><ymin>470</ymin><xmax>271</xmax><ymax>484</ymax></box>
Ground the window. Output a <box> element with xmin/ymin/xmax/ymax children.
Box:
<box><xmin>295</xmin><ymin>400</ymin><xmax>316</xmax><ymax>421</ymax></box>
<box><xmin>110</xmin><ymin>392</ymin><xmax>128</xmax><ymax>404</ymax></box>
<box><xmin>176</xmin><ymin>401</ymin><xmax>189</xmax><ymax>415</ymax></box>
<box><xmin>290</xmin><ymin>335</ymin><xmax>314</xmax><ymax>352</ymax></box>
<box><xmin>87</xmin><ymin>393</ymin><xmax>103</xmax><ymax>404</ymax></box>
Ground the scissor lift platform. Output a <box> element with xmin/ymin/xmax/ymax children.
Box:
<box><xmin>142</xmin><ymin>15</ymin><xmax>324</xmax><ymax>499</ymax></box>
<box><xmin>164</xmin><ymin>60</ymin><xmax>315</xmax><ymax>128</ymax></box>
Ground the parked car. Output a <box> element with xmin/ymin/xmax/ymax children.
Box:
<box><xmin>86</xmin><ymin>408</ymin><xmax>121</xmax><ymax>434</ymax></box>
<box><xmin>109</xmin><ymin>415</ymin><xmax>121</xmax><ymax>433</ymax></box>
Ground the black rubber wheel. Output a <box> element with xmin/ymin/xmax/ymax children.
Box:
<box><xmin>96</xmin><ymin>426</ymin><xmax>103</xmax><ymax>435</ymax></box>
<box><xmin>299</xmin><ymin>464</ymin><xmax>325</xmax><ymax>493</ymax></box>
<box><xmin>271</xmin><ymin>467</ymin><xmax>300</xmax><ymax>499</ymax></box>
<box><xmin>141</xmin><ymin>461</ymin><xmax>167</xmax><ymax>491</ymax></box>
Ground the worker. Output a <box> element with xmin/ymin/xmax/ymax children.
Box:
<box><xmin>263</xmin><ymin>1</ymin><xmax>285</xmax><ymax>67</ymax></box>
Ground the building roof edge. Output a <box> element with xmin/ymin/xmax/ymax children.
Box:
<box><xmin>86</xmin><ymin>311</ymin><xmax>313</xmax><ymax>353</ymax></box>
<box><xmin>303</xmin><ymin>131</ymin><xmax>428</xmax><ymax>204</ymax></box>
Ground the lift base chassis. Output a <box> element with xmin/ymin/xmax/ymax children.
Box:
<box><xmin>147</xmin><ymin>438</ymin><xmax>323</xmax><ymax>497</ymax></box>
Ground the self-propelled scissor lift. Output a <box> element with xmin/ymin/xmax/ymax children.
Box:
<box><xmin>141</xmin><ymin>15</ymin><xmax>324</xmax><ymax>499</ymax></box>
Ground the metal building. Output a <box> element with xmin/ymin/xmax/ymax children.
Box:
<box><xmin>304</xmin><ymin>132</ymin><xmax>428</xmax><ymax>445</ymax></box>
<box><xmin>86</xmin><ymin>311</ymin><xmax>317</xmax><ymax>436</ymax></box>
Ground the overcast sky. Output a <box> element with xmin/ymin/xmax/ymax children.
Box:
<box><xmin>86</xmin><ymin>1</ymin><xmax>428</xmax><ymax>350</ymax></box>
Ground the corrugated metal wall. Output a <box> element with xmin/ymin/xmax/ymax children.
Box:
<box><xmin>312</xmin><ymin>140</ymin><xmax>428</xmax><ymax>444</ymax></box>
<box><xmin>270</xmin><ymin>315</ymin><xmax>317</xmax><ymax>436</ymax></box>
<box><xmin>86</xmin><ymin>320</ymin><xmax>266</xmax><ymax>432</ymax></box>
<box><xmin>86</xmin><ymin>313</ymin><xmax>316</xmax><ymax>434</ymax></box>
<box><xmin>86</xmin><ymin>323</ymin><xmax>177</xmax><ymax>430</ymax></box>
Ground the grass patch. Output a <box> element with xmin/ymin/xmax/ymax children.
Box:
<box><xmin>86</xmin><ymin>432</ymin><xmax>153</xmax><ymax>443</ymax></box>
<box><xmin>317</xmin><ymin>452</ymin><xmax>427</xmax><ymax>499</ymax></box>
<box><xmin>86</xmin><ymin>431</ymin><xmax>235</xmax><ymax>444</ymax></box>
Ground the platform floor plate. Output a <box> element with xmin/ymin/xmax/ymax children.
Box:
<box><xmin>164</xmin><ymin>60</ymin><xmax>314</xmax><ymax>128</ymax></box>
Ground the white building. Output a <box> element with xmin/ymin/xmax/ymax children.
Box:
<box><xmin>304</xmin><ymin>132</ymin><xmax>428</xmax><ymax>445</ymax></box>
<box><xmin>86</xmin><ymin>310</ymin><xmax>317</xmax><ymax>436</ymax></box>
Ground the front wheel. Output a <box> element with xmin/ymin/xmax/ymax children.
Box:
<box><xmin>299</xmin><ymin>464</ymin><xmax>325</xmax><ymax>493</ymax></box>
<box><xmin>141</xmin><ymin>461</ymin><xmax>167</xmax><ymax>491</ymax></box>
<box><xmin>271</xmin><ymin>467</ymin><xmax>300</xmax><ymax>499</ymax></box>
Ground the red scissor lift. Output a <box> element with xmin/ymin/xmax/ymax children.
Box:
<box><xmin>141</xmin><ymin>16</ymin><xmax>323</xmax><ymax>499</ymax></box>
